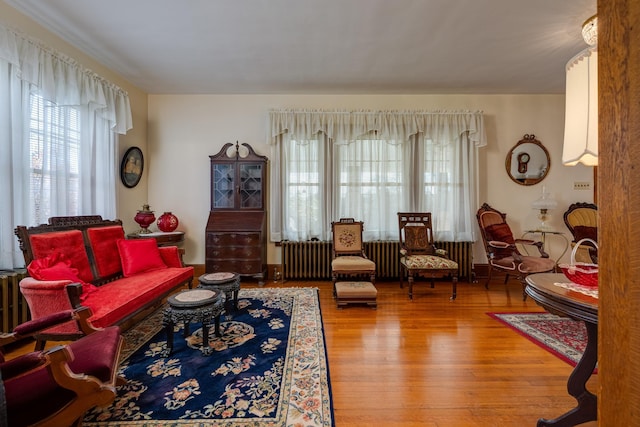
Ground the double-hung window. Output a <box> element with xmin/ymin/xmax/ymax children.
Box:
<box><xmin>29</xmin><ymin>94</ymin><xmax>81</xmax><ymax>224</ymax></box>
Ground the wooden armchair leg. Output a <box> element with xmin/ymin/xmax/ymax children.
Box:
<box><xmin>451</xmin><ymin>277</ymin><xmax>458</xmax><ymax>301</ymax></box>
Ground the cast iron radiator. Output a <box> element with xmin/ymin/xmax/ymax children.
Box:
<box><xmin>0</xmin><ymin>269</ymin><xmax>30</xmax><ymax>332</ymax></box>
<box><xmin>281</xmin><ymin>241</ymin><xmax>472</xmax><ymax>281</ymax></box>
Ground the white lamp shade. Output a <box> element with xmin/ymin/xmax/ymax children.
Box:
<box><xmin>562</xmin><ymin>47</ymin><xmax>598</xmax><ymax>166</ymax></box>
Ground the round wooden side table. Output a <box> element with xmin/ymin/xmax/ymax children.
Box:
<box><xmin>198</xmin><ymin>272</ymin><xmax>241</xmax><ymax>312</ymax></box>
<box><xmin>162</xmin><ymin>288</ymin><xmax>225</xmax><ymax>356</ymax></box>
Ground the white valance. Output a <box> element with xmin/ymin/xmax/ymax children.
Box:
<box><xmin>269</xmin><ymin>109</ymin><xmax>486</xmax><ymax>146</ymax></box>
<box><xmin>0</xmin><ymin>24</ymin><xmax>132</xmax><ymax>134</ymax></box>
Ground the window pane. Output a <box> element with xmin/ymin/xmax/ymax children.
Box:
<box><xmin>285</xmin><ymin>139</ymin><xmax>323</xmax><ymax>240</ymax></box>
<box><xmin>29</xmin><ymin>93</ymin><xmax>81</xmax><ymax>223</ymax></box>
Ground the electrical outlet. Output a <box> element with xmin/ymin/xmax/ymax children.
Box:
<box><xmin>574</xmin><ymin>182</ymin><xmax>591</xmax><ymax>190</ymax></box>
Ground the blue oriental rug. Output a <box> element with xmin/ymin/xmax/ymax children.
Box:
<box><xmin>83</xmin><ymin>287</ymin><xmax>334</xmax><ymax>426</ymax></box>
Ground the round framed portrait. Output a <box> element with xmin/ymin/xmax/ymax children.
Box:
<box><xmin>120</xmin><ymin>146</ymin><xmax>144</xmax><ymax>188</ymax></box>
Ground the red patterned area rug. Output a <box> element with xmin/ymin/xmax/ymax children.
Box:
<box><xmin>488</xmin><ymin>311</ymin><xmax>593</xmax><ymax>369</ymax></box>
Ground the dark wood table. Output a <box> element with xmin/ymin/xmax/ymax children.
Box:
<box><xmin>525</xmin><ymin>273</ymin><xmax>598</xmax><ymax>427</ymax></box>
<box><xmin>127</xmin><ymin>230</ymin><xmax>185</xmax><ymax>246</ymax></box>
<box><xmin>162</xmin><ymin>289</ymin><xmax>225</xmax><ymax>356</ymax></box>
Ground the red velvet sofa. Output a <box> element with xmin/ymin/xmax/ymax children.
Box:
<box><xmin>14</xmin><ymin>217</ymin><xmax>193</xmax><ymax>345</ymax></box>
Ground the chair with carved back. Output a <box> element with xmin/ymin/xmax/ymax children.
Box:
<box><xmin>331</xmin><ymin>218</ymin><xmax>376</xmax><ymax>288</ymax></box>
<box><xmin>397</xmin><ymin>212</ymin><xmax>458</xmax><ymax>300</ymax></box>
<box><xmin>0</xmin><ymin>307</ymin><xmax>123</xmax><ymax>427</ymax></box>
<box><xmin>476</xmin><ymin>203</ymin><xmax>556</xmax><ymax>300</ymax></box>
<box><xmin>563</xmin><ymin>202</ymin><xmax>598</xmax><ymax>263</ymax></box>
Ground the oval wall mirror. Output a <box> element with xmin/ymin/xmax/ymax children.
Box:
<box><xmin>505</xmin><ymin>134</ymin><xmax>550</xmax><ymax>186</ymax></box>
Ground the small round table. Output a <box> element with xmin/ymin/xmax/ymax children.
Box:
<box><xmin>162</xmin><ymin>288</ymin><xmax>225</xmax><ymax>356</ymax></box>
<box><xmin>198</xmin><ymin>272</ymin><xmax>241</xmax><ymax>311</ymax></box>
<box><xmin>525</xmin><ymin>273</ymin><xmax>598</xmax><ymax>426</ymax></box>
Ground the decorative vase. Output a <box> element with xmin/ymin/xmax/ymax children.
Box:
<box><xmin>157</xmin><ymin>211</ymin><xmax>179</xmax><ymax>232</ymax></box>
<box><xmin>134</xmin><ymin>204</ymin><xmax>156</xmax><ymax>234</ymax></box>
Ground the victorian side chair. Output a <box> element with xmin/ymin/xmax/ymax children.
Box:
<box><xmin>563</xmin><ymin>202</ymin><xmax>598</xmax><ymax>263</ymax></box>
<box><xmin>398</xmin><ymin>212</ymin><xmax>459</xmax><ymax>300</ymax></box>
<box><xmin>330</xmin><ymin>218</ymin><xmax>376</xmax><ymax>288</ymax></box>
<box><xmin>476</xmin><ymin>203</ymin><xmax>556</xmax><ymax>300</ymax></box>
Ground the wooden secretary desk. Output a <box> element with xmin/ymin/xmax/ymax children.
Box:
<box><xmin>205</xmin><ymin>142</ymin><xmax>267</xmax><ymax>283</ymax></box>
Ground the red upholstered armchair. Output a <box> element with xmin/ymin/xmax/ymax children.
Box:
<box><xmin>0</xmin><ymin>307</ymin><xmax>123</xmax><ymax>427</ymax></box>
<box><xmin>476</xmin><ymin>203</ymin><xmax>556</xmax><ymax>300</ymax></box>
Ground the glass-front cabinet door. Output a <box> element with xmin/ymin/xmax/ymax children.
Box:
<box><xmin>212</xmin><ymin>163</ymin><xmax>235</xmax><ymax>209</ymax></box>
<box><xmin>240</xmin><ymin>163</ymin><xmax>263</xmax><ymax>209</ymax></box>
<box><xmin>210</xmin><ymin>142</ymin><xmax>267</xmax><ymax>211</ymax></box>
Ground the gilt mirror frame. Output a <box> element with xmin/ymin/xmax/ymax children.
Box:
<box><xmin>505</xmin><ymin>134</ymin><xmax>550</xmax><ymax>186</ymax></box>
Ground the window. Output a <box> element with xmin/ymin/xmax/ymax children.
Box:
<box><xmin>283</xmin><ymin>138</ymin><xmax>325</xmax><ymax>241</ymax></box>
<box><xmin>1</xmin><ymin>24</ymin><xmax>131</xmax><ymax>269</ymax></box>
<box><xmin>269</xmin><ymin>110</ymin><xmax>485</xmax><ymax>243</ymax></box>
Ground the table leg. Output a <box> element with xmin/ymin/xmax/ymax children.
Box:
<box><xmin>201</xmin><ymin>323</ymin><xmax>212</xmax><ymax>356</ymax></box>
<box><xmin>214</xmin><ymin>315</ymin><xmax>221</xmax><ymax>337</ymax></box>
<box><xmin>163</xmin><ymin>321</ymin><xmax>174</xmax><ymax>357</ymax></box>
<box><xmin>183</xmin><ymin>322</ymin><xmax>190</xmax><ymax>337</ymax></box>
<box><xmin>537</xmin><ymin>321</ymin><xmax>598</xmax><ymax>427</ymax></box>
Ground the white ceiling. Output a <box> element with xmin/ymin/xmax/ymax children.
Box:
<box><xmin>5</xmin><ymin>0</ymin><xmax>596</xmax><ymax>94</ymax></box>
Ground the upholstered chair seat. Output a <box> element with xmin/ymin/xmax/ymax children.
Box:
<box><xmin>401</xmin><ymin>254</ymin><xmax>459</xmax><ymax>270</ymax></box>
<box><xmin>331</xmin><ymin>256</ymin><xmax>376</xmax><ymax>272</ymax></box>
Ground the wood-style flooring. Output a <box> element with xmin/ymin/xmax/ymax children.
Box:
<box><xmin>6</xmin><ymin>276</ymin><xmax>599</xmax><ymax>426</ymax></box>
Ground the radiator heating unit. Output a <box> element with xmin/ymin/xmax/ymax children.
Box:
<box><xmin>1</xmin><ymin>269</ymin><xmax>30</xmax><ymax>332</ymax></box>
<box><xmin>282</xmin><ymin>241</ymin><xmax>472</xmax><ymax>281</ymax></box>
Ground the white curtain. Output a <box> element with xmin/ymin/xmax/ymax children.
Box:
<box><xmin>268</xmin><ymin>109</ymin><xmax>486</xmax><ymax>242</ymax></box>
<box><xmin>0</xmin><ymin>24</ymin><xmax>132</xmax><ymax>269</ymax></box>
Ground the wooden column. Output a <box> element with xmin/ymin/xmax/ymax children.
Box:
<box><xmin>598</xmin><ymin>0</ymin><xmax>640</xmax><ymax>424</ymax></box>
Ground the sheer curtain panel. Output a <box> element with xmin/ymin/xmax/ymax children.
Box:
<box><xmin>268</xmin><ymin>110</ymin><xmax>486</xmax><ymax>243</ymax></box>
<box><xmin>0</xmin><ymin>25</ymin><xmax>132</xmax><ymax>269</ymax></box>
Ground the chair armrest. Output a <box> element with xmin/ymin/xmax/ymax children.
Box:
<box><xmin>45</xmin><ymin>343</ymin><xmax>119</xmax><ymax>401</ymax></box>
<box><xmin>0</xmin><ymin>351</ymin><xmax>47</xmax><ymax>380</ymax></box>
<box><xmin>514</xmin><ymin>239</ymin><xmax>550</xmax><ymax>258</ymax></box>
<box><xmin>1</xmin><ymin>307</ymin><xmax>98</xmax><ymax>347</ymax></box>
<box><xmin>18</xmin><ymin>276</ymin><xmax>72</xmax><ymax>291</ymax></box>
<box><xmin>488</xmin><ymin>240</ymin><xmax>513</xmax><ymax>248</ymax></box>
<box><xmin>12</xmin><ymin>310</ymin><xmax>76</xmax><ymax>336</ymax></box>
<box><xmin>434</xmin><ymin>248</ymin><xmax>448</xmax><ymax>257</ymax></box>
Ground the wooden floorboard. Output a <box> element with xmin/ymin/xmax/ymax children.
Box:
<box><xmin>6</xmin><ymin>276</ymin><xmax>598</xmax><ymax>426</ymax></box>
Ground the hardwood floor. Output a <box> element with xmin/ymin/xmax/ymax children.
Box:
<box><xmin>5</xmin><ymin>276</ymin><xmax>598</xmax><ymax>426</ymax></box>
<box><xmin>264</xmin><ymin>277</ymin><xmax>598</xmax><ymax>427</ymax></box>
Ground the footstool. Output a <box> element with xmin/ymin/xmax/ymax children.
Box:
<box><xmin>334</xmin><ymin>281</ymin><xmax>377</xmax><ymax>308</ymax></box>
<box><xmin>198</xmin><ymin>272</ymin><xmax>241</xmax><ymax>312</ymax></box>
<box><xmin>162</xmin><ymin>288</ymin><xmax>225</xmax><ymax>356</ymax></box>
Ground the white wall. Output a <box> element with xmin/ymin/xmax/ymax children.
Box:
<box><xmin>147</xmin><ymin>94</ymin><xmax>595</xmax><ymax>267</ymax></box>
